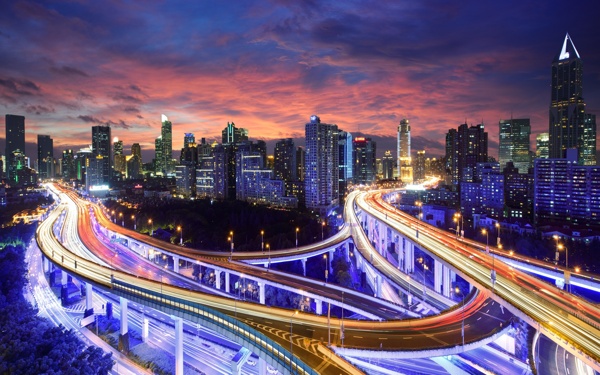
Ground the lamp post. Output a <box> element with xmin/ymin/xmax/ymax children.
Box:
<box><xmin>229</xmin><ymin>231</ymin><xmax>234</xmax><ymax>261</ymax></box>
<box><xmin>148</xmin><ymin>219</ymin><xmax>153</xmax><ymax>237</ymax></box>
<box><xmin>177</xmin><ymin>226</ymin><xmax>183</xmax><ymax>246</ymax></box>
<box><xmin>495</xmin><ymin>222</ymin><xmax>501</xmax><ymax>247</ymax></box>
<box><xmin>321</xmin><ymin>221</ymin><xmax>325</xmax><ymax>241</ymax></box>
<box><xmin>119</xmin><ymin>212</ymin><xmax>123</xmax><ymax>226</ymax></box>
<box><xmin>295</xmin><ymin>227</ymin><xmax>299</xmax><ymax>248</ymax></box>
<box><xmin>482</xmin><ymin>228</ymin><xmax>496</xmax><ymax>288</ymax></box>
<box><xmin>290</xmin><ymin>310</ymin><xmax>298</xmax><ymax>373</ymax></box>
<box><xmin>261</xmin><ymin>230</ymin><xmax>264</xmax><ymax>252</ymax></box>
<box><xmin>111</xmin><ymin>210</ymin><xmax>115</xmax><ymax>223</ymax></box>
<box><xmin>455</xmin><ymin>287</ymin><xmax>465</xmax><ymax>348</ymax></box>
<box><xmin>341</xmin><ymin>291</ymin><xmax>345</xmax><ymax>348</ymax></box>
<box><xmin>558</xmin><ymin>244</ymin><xmax>569</xmax><ymax>293</ymax></box>
<box><xmin>266</xmin><ymin>243</ymin><xmax>271</xmax><ymax>270</ymax></box>
<box><xmin>453</xmin><ymin>217</ymin><xmax>459</xmax><ymax>239</ymax></box>
<box><xmin>415</xmin><ymin>201</ymin><xmax>422</xmax><ymax>239</ymax></box>
<box><xmin>552</xmin><ymin>235</ymin><xmax>560</xmax><ymax>265</ymax></box>
<box><xmin>131</xmin><ymin>215</ymin><xmax>136</xmax><ymax>230</ymax></box>
<box><xmin>323</xmin><ymin>254</ymin><xmax>328</xmax><ymax>282</ymax></box>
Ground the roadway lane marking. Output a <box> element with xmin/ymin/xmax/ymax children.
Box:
<box><xmin>403</xmin><ymin>337</ymin><xmax>412</xmax><ymax>339</ymax></box>
<box><xmin>353</xmin><ymin>336</ymin><xmax>363</xmax><ymax>339</ymax></box>
<box><xmin>379</xmin><ymin>337</ymin><xmax>387</xmax><ymax>340</ymax></box>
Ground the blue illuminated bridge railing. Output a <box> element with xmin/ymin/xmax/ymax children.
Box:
<box><xmin>110</xmin><ymin>278</ymin><xmax>316</xmax><ymax>375</ymax></box>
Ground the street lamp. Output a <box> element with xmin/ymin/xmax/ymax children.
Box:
<box><xmin>455</xmin><ymin>287</ymin><xmax>465</xmax><ymax>348</ymax></box>
<box><xmin>131</xmin><ymin>215</ymin><xmax>136</xmax><ymax>230</ymax></box>
<box><xmin>229</xmin><ymin>231</ymin><xmax>234</xmax><ymax>261</ymax></box>
<box><xmin>552</xmin><ymin>235</ymin><xmax>560</xmax><ymax>265</ymax></box>
<box><xmin>415</xmin><ymin>201</ymin><xmax>422</xmax><ymax>239</ymax></box>
<box><xmin>295</xmin><ymin>227</ymin><xmax>299</xmax><ymax>248</ymax></box>
<box><xmin>290</xmin><ymin>310</ymin><xmax>298</xmax><ymax>373</ymax></box>
<box><xmin>111</xmin><ymin>210</ymin><xmax>115</xmax><ymax>223</ymax></box>
<box><xmin>261</xmin><ymin>230</ymin><xmax>264</xmax><ymax>252</ymax></box>
<box><xmin>495</xmin><ymin>222</ymin><xmax>501</xmax><ymax>247</ymax></box>
<box><xmin>119</xmin><ymin>212</ymin><xmax>123</xmax><ymax>226</ymax></box>
<box><xmin>323</xmin><ymin>254</ymin><xmax>328</xmax><ymax>282</ymax></box>
<box><xmin>558</xmin><ymin>244</ymin><xmax>570</xmax><ymax>293</ymax></box>
<box><xmin>266</xmin><ymin>243</ymin><xmax>271</xmax><ymax>270</ymax></box>
<box><xmin>455</xmin><ymin>212</ymin><xmax>464</xmax><ymax>238</ymax></box>
<box><xmin>321</xmin><ymin>221</ymin><xmax>325</xmax><ymax>241</ymax></box>
<box><xmin>177</xmin><ymin>225</ymin><xmax>183</xmax><ymax>246</ymax></box>
<box><xmin>482</xmin><ymin>228</ymin><xmax>496</xmax><ymax>288</ymax></box>
<box><xmin>148</xmin><ymin>219</ymin><xmax>154</xmax><ymax>237</ymax></box>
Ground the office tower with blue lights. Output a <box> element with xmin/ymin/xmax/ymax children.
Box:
<box><xmin>304</xmin><ymin>115</ymin><xmax>339</xmax><ymax>213</ymax></box>
<box><xmin>37</xmin><ymin>134</ymin><xmax>54</xmax><ymax>179</ymax></box>
<box><xmin>549</xmin><ymin>33</ymin><xmax>596</xmax><ymax>165</ymax></box>
<box><xmin>338</xmin><ymin>130</ymin><xmax>353</xmax><ymax>198</ymax></box>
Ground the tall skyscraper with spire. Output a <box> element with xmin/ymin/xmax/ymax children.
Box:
<box><xmin>397</xmin><ymin>119</ymin><xmax>413</xmax><ymax>183</ymax></box>
<box><xmin>549</xmin><ymin>33</ymin><xmax>596</xmax><ymax>165</ymax></box>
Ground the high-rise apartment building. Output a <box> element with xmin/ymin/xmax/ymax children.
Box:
<box><xmin>91</xmin><ymin>125</ymin><xmax>111</xmax><ymax>185</ymax></box>
<box><xmin>304</xmin><ymin>115</ymin><xmax>339</xmax><ymax>213</ymax></box>
<box><xmin>382</xmin><ymin>150</ymin><xmax>395</xmax><ymax>180</ymax></box>
<box><xmin>413</xmin><ymin>150</ymin><xmax>426</xmax><ymax>182</ymax></box>
<box><xmin>549</xmin><ymin>34</ymin><xmax>596</xmax><ymax>165</ymax></box>
<box><xmin>498</xmin><ymin>118</ymin><xmax>531</xmax><ymax>173</ymax></box>
<box><xmin>397</xmin><ymin>119</ymin><xmax>413</xmax><ymax>183</ymax></box>
<box><xmin>274</xmin><ymin>138</ymin><xmax>297</xmax><ymax>183</ymax></box>
<box><xmin>157</xmin><ymin>114</ymin><xmax>174</xmax><ymax>174</ymax></box>
<box><xmin>113</xmin><ymin>137</ymin><xmax>125</xmax><ymax>176</ymax></box>
<box><xmin>61</xmin><ymin>149</ymin><xmax>75</xmax><ymax>180</ymax></box>
<box><xmin>126</xmin><ymin>143</ymin><xmax>142</xmax><ymax>179</ymax></box>
<box><xmin>536</xmin><ymin>133</ymin><xmax>549</xmax><ymax>159</ymax></box>
<box><xmin>446</xmin><ymin>123</ymin><xmax>488</xmax><ymax>185</ymax></box>
<box><xmin>5</xmin><ymin>114</ymin><xmax>25</xmax><ymax>183</ymax></box>
<box><xmin>37</xmin><ymin>134</ymin><xmax>54</xmax><ymax>179</ymax></box>
<box><xmin>353</xmin><ymin>137</ymin><xmax>376</xmax><ymax>184</ymax></box>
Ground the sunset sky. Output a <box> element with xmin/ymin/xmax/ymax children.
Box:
<box><xmin>1</xmin><ymin>0</ymin><xmax>599</xmax><ymax>162</ymax></box>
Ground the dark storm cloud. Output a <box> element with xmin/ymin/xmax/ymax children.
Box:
<box><xmin>0</xmin><ymin>77</ymin><xmax>40</xmax><ymax>95</ymax></box>
<box><xmin>24</xmin><ymin>104</ymin><xmax>55</xmax><ymax>115</ymax></box>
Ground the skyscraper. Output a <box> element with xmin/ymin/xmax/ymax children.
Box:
<box><xmin>498</xmin><ymin>118</ymin><xmax>531</xmax><ymax>173</ymax></box>
<box><xmin>382</xmin><ymin>150</ymin><xmax>395</xmax><ymax>180</ymax></box>
<box><xmin>161</xmin><ymin>114</ymin><xmax>173</xmax><ymax>174</ymax></box>
<box><xmin>338</xmin><ymin>131</ymin><xmax>353</xmax><ymax>198</ymax></box>
<box><xmin>397</xmin><ymin>119</ymin><xmax>413</xmax><ymax>183</ymax></box>
<box><xmin>446</xmin><ymin>123</ymin><xmax>488</xmax><ymax>185</ymax></box>
<box><xmin>221</xmin><ymin>122</ymin><xmax>248</xmax><ymax>144</ymax></box>
<box><xmin>5</xmin><ymin>114</ymin><xmax>25</xmax><ymax>183</ymax></box>
<box><xmin>549</xmin><ymin>33</ymin><xmax>596</xmax><ymax>165</ymax></box>
<box><xmin>61</xmin><ymin>149</ymin><xmax>75</xmax><ymax>180</ymax></box>
<box><xmin>37</xmin><ymin>134</ymin><xmax>54</xmax><ymax>179</ymax></box>
<box><xmin>536</xmin><ymin>133</ymin><xmax>549</xmax><ymax>159</ymax></box>
<box><xmin>91</xmin><ymin>125</ymin><xmax>111</xmax><ymax>185</ymax></box>
<box><xmin>274</xmin><ymin>138</ymin><xmax>296</xmax><ymax>183</ymax></box>
<box><xmin>353</xmin><ymin>137</ymin><xmax>376</xmax><ymax>184</ymax></box>
<box><xmin>413</xmin><ymin>150</ymin><xmax>426</xmax><ymax>182</ymax></box>
<box><xmin>127</xmin><ymin>143</ymin><xmax>142</xmax><ymax>179</ymax></box>
<box><xmin>304</xmin><ymin>115</ymin><xmax>339</xmax><ymax>213</ymax></box>
<box><xmin>113</xmin><ymin>137</ymin><xmax>125</xmax><ymax>176</ymax></box>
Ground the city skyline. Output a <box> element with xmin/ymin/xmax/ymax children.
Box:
<box><xmin>1</xmin><ymin>1</ymin><xmax>600</xmax><ymax>161</ymax></box>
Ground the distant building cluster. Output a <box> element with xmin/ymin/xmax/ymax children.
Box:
<box><xmin>1</xmin><ymin>34</ymin><xmax>598</xmax><ymax>228</ymax></box>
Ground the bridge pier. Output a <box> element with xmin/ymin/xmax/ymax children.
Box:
<box><xmin>258</xmin><ymin>283</ymin><xmax>265</xmax><ymax>304</ymax></box>
<box><xmin>375</xmin><ymin>275</ymin><xmax>382</xmax><ymax>298</ymax></box>
<box><xmin>43</xmin><ymin>256</ymin><xmax>49</xmax><ymax>273</ymax></box>
<box><xmin>225</xmin><ymin>272</ymin><xmax>230</xmax><ymax>293</ymax></box>
<box><xmin>315</xmin><ymin>299</ymin><xmax>323</xmax><ymax>315</ymax></box>
<box><xmin>301</xmin><ymin>258</ymin><xmax>306</xmax><ymax>276</ymax></box>
<box><xmin>434</xmin><ymin>259</ymin><xmax>443</xmax><ymax>295</ymax></box>
<box><xmin>442</xmin><ymin>266</ymin><xmax>451</xmax><ymax>298</ymax></box>
<box><xmin>258</xmin><ymin>357</ymin><xmax>267</xmax><ymax>375</ymax></box>
<box><xmin>118</xmin><ymin>297</ymin><xmax>130</xmax><ymax>353</ymax></box>
<box><xmin>173</xmin><ymin>255</ymin><xmax>179</xmax><ymax>273</ymax></box>
<box><xmin>61</xmin><ymin>269</ymin><xmax>68</xmax><ymax>285</ymax></box>
<box><xmin>84</xmin><ymin>283</ymin><xmax>94</xmax><ymax>317</ymax></box>
<box><xmin>142</xmin><ymin>316</ymin><xmax>149</xmax><ymax>342</ymax></box>
<box><xmin>172</xmin><ymin>316</ymin><xmax>184</xmax><ymax>375</ymax></box>
<box><xmin>328</xmin><ymin>249</ymin><xmax>334</xmax><ymax>270</ymax></box>
<box><xmin>215</xmin><ymin>270</ymin><xmax>221</xmax><ymax>290</ymax></box>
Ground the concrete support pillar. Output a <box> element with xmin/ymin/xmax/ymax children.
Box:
<box><xmin>407</xmin><ymin>242</ymin><xmax>414</xmax><ymax>273</ymax></box>
<box><xmin>258</xmin><ymin>358</ymin><xmax>267</xmax><ymax>375</ymax></box>
<box><xmin>225</xmin><ymin>272</ymin><xmax>230</xmax><ymax>293</ymax></box>
<box><xmin>345</xmin><ymin>243</ymin><xmax>350</xmax><ymax>262</ymax></box>
<box><xmin>434</xmin><ymin>259</ymin><xmax>443</xmax><ymax>294</ymax></box>
<box><xmin>259</xmin><ymin>283</ymin><xmax>265</xmax><ymax>305</ymax></box>
<box><xmin>172</xmin><ymin>316</ymin><xmax>184</xmax><ymax>375</ymax></box>
<box><xmin>301</xmin><ymin>258</ymin><xmax>306</xmax><ymax>276</ymax></box>
<box><xmin>328</xmin><ymin>249</ymin><xmax>334</xmax><ymax>270</ymax></box>
<box><xmin>84</xmin><ymin>283</ymin><xmax>94</xmax><ymax>317</ymax></box>
<box><xmin>315</xmin><ymin>299</ymin><xmax>323</xmax><ymax>315</ymax></box>
<box><xmin>61</xmin><ymin>270</ymin><xmax>68</xmax><ymax>286</ymax></box>
<box><xmin>173</xmin><ymin>255</ymin><xmax>179</xmax><ymax>273</ymax></box>
<box><xmin>142</xmin><ymin>316</ymin><xmax>149</xmax><ymax>343</ymax></box>
<box><xmin>215</xmin><ymin>270</ymin><xmax>222</xmax><ymax>290</ymax></box>
<box><xmin>451</xmin><ymin>271</ymin><xmax>457</xmax><ymax>283</ymax></box>
<box><xmin>442</xmin><ymin>265</ymin><xmax>451</xmax><ymax>298</ymax></box>
<box><xmin>43</xmin><ymin>256</ymin><xmax>49</xmax><ymax>273</ymax></box>
<box><xmin>375</xmin><ymin>275</ymin><xmax>382</xmax><ymax>298</ymax></box>
<box><xmin>381</xmin><ymin>226</ymin><xmax>387</xmax><ymax>258</ymax></box>
<box><xmin>118</xmin><ymin>297</ymin><xmax>130</xmax><ymax>353</ymax></box>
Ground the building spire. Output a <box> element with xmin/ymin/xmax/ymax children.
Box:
<box><xmin>559</xmin><ymin>33</ymin><xmax>581</xmax><ymax>61</ymax></box>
